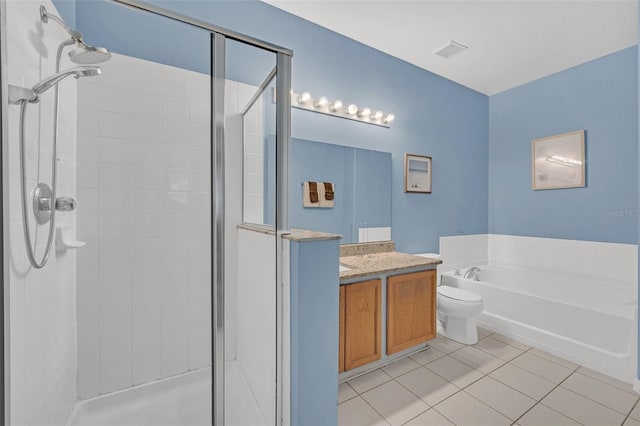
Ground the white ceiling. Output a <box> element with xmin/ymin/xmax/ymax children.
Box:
<box><xmin>263</xmin><ymin>0</ymin><xmax>638</xmax><ymax>95</ymax></box>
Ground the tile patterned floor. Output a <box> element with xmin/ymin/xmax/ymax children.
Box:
<box><xmin>338</xmin><ymin>329</ymin><xmax>639</xmax><ymax>426</ymax></box>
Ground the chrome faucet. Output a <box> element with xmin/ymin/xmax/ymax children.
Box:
<box><xmin>463</xmin><ymin>267</ymin><xmax>481</xmax><ymax>280</ymax></box>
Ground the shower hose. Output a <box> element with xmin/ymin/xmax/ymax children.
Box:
<box><xmin>18</xmin><ymin>42</ymin><xmax>69</xmax><ymax>269</ymax></box>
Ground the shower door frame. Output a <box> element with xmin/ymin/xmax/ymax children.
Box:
<box><xmin>0</xmin><ymin>0</ymin><xmax>292</xmax><ymax>424</ymax></box>
<box><xmin>0</xmin><ymin>0</ymin><xmax>7</xmax><ymax>423</ymax></box>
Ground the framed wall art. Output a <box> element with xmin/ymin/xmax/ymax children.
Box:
<box><xmin>532</xmin><ymin>130</ymin><xmax>585</xmax><ymax>190</ymax></box>
<box><xmin>404</xmin><ymin>153</ymin><xmax>432</xmax><ymax>193</ymax></box>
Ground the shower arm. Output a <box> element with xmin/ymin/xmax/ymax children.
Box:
<box><xmin>40</xmin><ymin>5</ymin><xmax>84</xmax><ymax>43</ymax></box>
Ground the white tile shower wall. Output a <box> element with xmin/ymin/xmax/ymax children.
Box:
<box><xmin>438</xmin><ymin>234</ymin><xmax>489</xmax><ymax>272</ymax></box>
<box><xmin>242</xmin><ymin>90</ymin><xmax>266</xmax><ymax>224</ymax></box>
<box><xmin>75</xmin><ymin>53</ymin><xmax>264</xmax><ymax>398</ymax></box>
<box><xmin>488</xmin><ymin>234</ymin><xmax>638</xmax><ymax>291</ymax></box>
<box><xmin>6</xmin><ymin>1</ymin><xmax>78</xmax><ymax>424</ymax></box>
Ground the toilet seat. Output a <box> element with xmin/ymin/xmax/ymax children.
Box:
<box><xmin>437</xmin><ymin>286</ymin><xmax>482</xmax><ymax>302</ymax></box>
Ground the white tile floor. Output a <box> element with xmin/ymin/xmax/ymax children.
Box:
<box><xmin>338</xmin><ymin>329</ymin><xmax>640</xmax><ymax>426</ymax></box>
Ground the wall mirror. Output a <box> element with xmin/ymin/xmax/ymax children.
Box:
<box><xmin>288</xmin><ymin>138</ymin><xmax>392</xmax><ymax>243</ymax></box>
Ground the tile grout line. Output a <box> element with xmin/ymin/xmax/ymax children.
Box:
<box><xmin>357</xmin><ymin>389</ymin><xmax>393</xmax><ymax>426</ymax></box>
<box><xmin>510</xmin><ymin>364</ymin><xmax>582</xmax><ymax>425</ymax></box>
<box><xmin>556</xmin><ymin>381</ymin><xmax>640</xmax><ymax>419</ymax></box>
<box><xmin>573</xmin><ymin>369</ymin><xmax>639</xmax><ymax>396</ymax></box>
<box><xmin>621</xmin><ymin>398</ymin><xmax>640</xmax><ymax>426</ymax></box>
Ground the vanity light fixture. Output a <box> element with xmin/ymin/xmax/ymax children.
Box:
<box><xmin>346</xmin><ymin>104</ymin><xmax>358</xmax><ymax>115</ymax></box>
<box><xmin>315</xmin><ymin>96</ymin><xmax>329</xmax><ymax>108</ymax></box>
<box><xmin>358</xmin><ymin>107</ymin><xmax>372</xmax><ymax>119</ymax></box>
<box><xmin>330</xmin><ymin>100</ymin><xmax>343</xmax><ymax>112</ymax></box>
<box><xmin>288</xmin><ymin>90</ymin><xmax>394</xmax><ymax>128</ymax></box>
<box><xmin>298</xmin><ymin>91</ymin><xmax>312</xmax><ymax>104</ymax></box>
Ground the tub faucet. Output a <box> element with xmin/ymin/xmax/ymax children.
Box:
<box><xmin>463</xmin><ymin>267</ymin><xmax>481</xmax><ymax>280</ymax></box>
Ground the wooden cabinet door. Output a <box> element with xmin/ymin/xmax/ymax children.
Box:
<box><xmin>339</xmin><ymin>285</ymin><xmax>346</xmax><ymax>373</ymax></box>
<box><xmin>344</xmin><ymin>279</ymin><xmax>382</xmax><ymax>370</ymax></box>
<box><xmin>387</xmin><ymin>270</ymin><xmax>436</xmax><ymax>355</ymax></box>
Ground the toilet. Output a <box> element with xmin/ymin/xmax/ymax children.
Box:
<box><xmin>414</xmin><ymin>253</ymin><xmax>484</xmax><ymax>345</ymax></box>
<box><xmin>436</xmin><ymin>285</ymin><xmax>483</xmax><ymax>344</ymax></box>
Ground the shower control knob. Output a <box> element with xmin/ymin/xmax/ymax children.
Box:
<box><xmin>55</xmin><ymin>197</ymin><xmax>76</xmax><ymax>212</ymax></box>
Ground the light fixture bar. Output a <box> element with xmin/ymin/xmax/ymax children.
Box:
<box><xmin>287</xmin><ymin>91</ymin><xmax>394</xmax><ymax>128</ymax></box>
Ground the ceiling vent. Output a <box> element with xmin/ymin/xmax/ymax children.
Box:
<box><xmin>433</xmin><ymin>40</ymin><xmax>468</xmax><ymax>59</ymax></box>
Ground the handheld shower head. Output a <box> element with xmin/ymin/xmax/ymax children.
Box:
<box><xmin>32</xmin><ymin>66</ymin><xmax>101</xmax><ymax>96</ymax></box>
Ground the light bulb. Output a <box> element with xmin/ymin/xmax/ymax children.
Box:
<box><xmin>298</xmin><ymin>92</ymin><xmax>311</xmax><ymax>104</ymax></box>
<box><xmin>372</xmin><ymin>111</ymin><xmax>384</xmax><ymax>121</ymax></box>
<box><xmin>383</xmin><ymin>113</ymin><xmax>395</xmax><ymax>124</ymax></box>
<box><xmin>315</xmin><ymin>96</ymin><xmax>329</xmax><ymax>108</ymax></box>
<box><xmin>330</xmin><ymin>100</ymin><xmax>343</xmax><ymax>112</ymax></box>
<box><xmin>358</xmin><ymin>107</ymin><xmax>372</xmax><ymax>118</ymax></box>
<box><xmin>346</xmin><ymin>104</ymin><xmax>358</xmax><ymax>115</ymax></box>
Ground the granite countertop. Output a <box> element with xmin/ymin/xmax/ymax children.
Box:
<box><xmin>340</xmin><ymin>251</ymin><xmax>442</xmax><ymax>280</ymax></box>
<box><xmin>237</xmin><ymin>224</ymin><xmax>342</xmax><ymax>242</ymax></box>
<box><xmin>284</xmin><ymin>228</ymin><xmax>342</xmax><ymax>242</ymax></box>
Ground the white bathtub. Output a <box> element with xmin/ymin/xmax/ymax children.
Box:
<box><xmin>441</xmin><ymin>265</ymin><xmax>637</xmax><ymax>383</ymax></box>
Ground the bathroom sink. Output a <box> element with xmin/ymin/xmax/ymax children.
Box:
<box><xmin>339</xmin><ymin>265</ymin><xmax>351</xmax><ymax>273</ymax></box>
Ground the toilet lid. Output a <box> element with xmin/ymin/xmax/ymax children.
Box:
<box><xmin>438</xmin><ymin>286</ymin><xmax>482</xmax><ymax>302</ymax></box>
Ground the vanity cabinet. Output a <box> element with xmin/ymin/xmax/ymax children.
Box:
<box><xmin>339</xmin><ymin>279</ymin><xmax>382</xmax><ymax>371</ymax></box>
<box><xmin>387</xmin><ymin>270</ymin><xmax>436</xmax><ymax>355</ymax></box>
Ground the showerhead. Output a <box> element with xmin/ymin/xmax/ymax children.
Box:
<box><xmin>69</xmin><ymin>45</ymin><xmax>112</xmax><ymax>64</ymax></box>
<box><xmin>40</xmin><ymin>5</ymin><xmax>112</xmax><ymax>65</ymax></box>
<box><xmin>32</xmin><ymin>66</ymin><xmax>101</xmax><ymax>96</ymax></box>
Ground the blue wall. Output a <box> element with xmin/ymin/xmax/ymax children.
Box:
<box><xmin>489</xmin><ymin>47</ymin><xmax>638</xmax><ymax>244</ymax></box>
<box><xmin>289</xmin><ymin>239</ymin><xmax>340</xmax><ymax>426</ymax></box>
<box><xmin>55</xmin><ymin>0</ymin><xmax>489</xmax><ymax>253</ymax></box>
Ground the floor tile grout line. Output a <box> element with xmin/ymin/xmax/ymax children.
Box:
<box><xmin>338</xmin><ymin>382</ymin><xmax>359</xmax><ymax>406</ymax></box>
<box><xmin>346</xmin><ymin>369</ymin><xmax>393</xmax><ymax>395</ymax></box>
<box><xmin>471</xmin><ymin>372</ymin><xmax>541</xmax><ymax>405</ymax></box>
<box><xmin>621</xmin><ymin>397</ymin><xmax>640</xmax><ymax>425</ymax></box>
<box><xmin>505</xmin><ymin>348</ymin><xmax>578</xmax><ymax>385</ymax></box>
<box><xmin>348</xmin><ymin>375</ymin><xmax>393</xmax><ymax>397</ymax></box>
<box><xmin>357</xmin><ymin>383</ymin><xmax>410</xmax><ymax>426</ymax></box>
<box><xmin>557</xmin><ymin>380</ymin><xmax>639</xmax><ymax>418</ymax></box>
<box><xmin>433</xmin><ymin>406</ymin><xmax>462</xmax><ymax>426</ymax></box>
<box><xmin>347</xmin><ymin>367</ymin><xmax>430</xmax><ymax>425</ymax></box>
<box><xmin>525</xmin><ymin>347</ymin><xmax>580</xmax><ymax>370</ymax></box>
<box><xmin>471</xmin><ymin>342</ymin><xmax>524</xmax><ymax>363</ymax></box>
<box><xmin>487</xmin><ymin>364</ymin><xmax>555</xmax><ymax>402</ymax></box>
<box><xmin>447</xmin><ymin>347</ymin><xmax>509</xmax><ymax>377</ymax></box>
<box><xmin>511</xmin><ymin>365</ymin><xmax>582</xmax><ymax>425</ymax></box>
<box><xmin>476</xmin><ymin>333</ymin><xmax>527</xmax><ymax>353</ymax></box>
<box><xmin>381</xmin><ymin>363</ymin><xmax>425</xmax><ymax>381</ymax></box>
<box><xmin>573</xmin><ymin>369</ymin><xmax>638</xmax><ymax>396</ymax></box>
<box><xmin>460</xmin><ymin>383</ymin><xmax>525</xmax><ymax>423</ymax></box>
<box><xmin>422</xmin><ymin>357</ymin><xmax>487</xmax><ymax>390</ymax></box>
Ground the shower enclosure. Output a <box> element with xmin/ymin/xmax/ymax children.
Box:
<box><xmin>0</xmin><ymin>0</ymin><xmax>291</xmax><ymax>424</ymax></box>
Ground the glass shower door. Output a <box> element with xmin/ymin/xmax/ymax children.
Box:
<box><xmin>220</xmin><ymin>37</ymin><xmax>280</xmax><ymax>426</ymax></box>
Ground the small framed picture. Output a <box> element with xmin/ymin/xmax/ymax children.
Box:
<box><xmin>532</xmin><ymin>130</ymin><xmax>585</xmax><ymax>190</ymax></box>
<box><xmin>404</xmin><ymin>153</ymin><xmax>432</xmax><ymax>193</ymax></box>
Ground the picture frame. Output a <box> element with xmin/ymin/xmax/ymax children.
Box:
<box><xmin>532</xmin><ymin>130</ymin><xmax>585</xmax><ymax>190</ymax></box>
<box><xmin>404</xmin><ymin>153</ymin><xmax>432</xmax><ymax>193</ymax></box>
